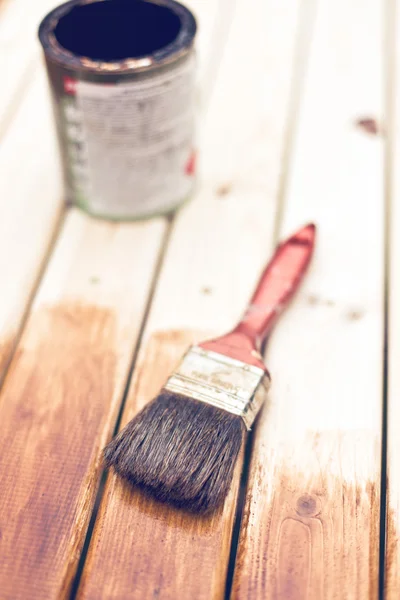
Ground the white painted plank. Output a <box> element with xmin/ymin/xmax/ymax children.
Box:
<box><xmin>0</xmin><ymin>70</ymin><xmax>63</xmax><ymax>378</ymax></box>
<box><xmin>77</xmin><ymin>0</ymin><xmax>303</xmax><ymax>598</ymax></box>
<box><xmin>232</xmin><ymin>0</ymin><xmax>384</xmax><ymax>597</ymax></box>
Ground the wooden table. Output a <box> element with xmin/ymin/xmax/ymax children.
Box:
<box><xmin>0</xmin><ymin>0</ymin><xmax>398</xmax><ymax>597</ymax></box>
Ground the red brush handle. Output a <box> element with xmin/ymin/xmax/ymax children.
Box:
<box><xmin>199</xmin><ymin>223</ymin><xmax>316</xmax><ymax>369</ymax></box>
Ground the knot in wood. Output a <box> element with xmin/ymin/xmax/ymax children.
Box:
<box><xmin>295</xmin><ymin>494</ymin><xmax>320</xmax><ymax>517</ymax></box>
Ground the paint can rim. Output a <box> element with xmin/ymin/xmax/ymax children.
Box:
<box><xmin>38</xmin><ymin>0</ymin><xmax>197</xmax><ymax>75</ymax></box>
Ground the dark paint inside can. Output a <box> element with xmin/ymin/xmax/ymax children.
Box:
<box><xmin>54</xmin><ymin>0</ymin><xmax>182</xmax><ymax>61</ymax></box>
<box><xmin>39</xmin><ymin>0</ymin><xmax>197</xmax><ymax>72</ymax></box>
<box><xmin>39</xmin><ymin>0</ymin><xmax>197</xmax><ymax>220</ymax></box>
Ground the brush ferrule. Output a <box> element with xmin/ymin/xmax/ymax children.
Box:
<box><xmin>164</xmin><ymin>346</ymin><xmax>270</xmax><ymax>430</ymax></box>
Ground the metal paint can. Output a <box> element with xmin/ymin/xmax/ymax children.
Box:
<box><xmin>39</xmin><ymin>0</ymin><xmax>197</xmax><ymax>220</ymax></box>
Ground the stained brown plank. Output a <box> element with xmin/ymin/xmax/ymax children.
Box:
<box><xmin>232</xmin><ymin>0</ymin><xmax>384</xmax><ymax>597</ymax></box>
<box><xmin>79</xmin><ymin>330</ymin><xmax>241</xmax><ymax>600</ymax></box>
<box><xmin>77</xmin><ymin>0</ymin><xmax>303</xmax><ymax>597</ymax></box>
<box><xmin>0</xmin><ymin>211</ymin><xmax>166</xmax><ymax>599</ymax></box>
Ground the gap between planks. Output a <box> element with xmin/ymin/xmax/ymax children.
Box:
<box><xmin>271</xmin><ymin>0</ymin><xmax>318</xmax><ymax>244</ymax></box>
<box><xmin>68</xmin><ymin>219</ymin><xmax>173</xmax><ymax>600</ymax></box>
<box><xmin>378</xmin><ymin>0</ymin><xmax>395</xmax><ymax>597</ymax></box>
<box><xmin>384</xmin><ymin>0</ymin><xmax>400</xmax><ymax>597</ymax></box>
<box><xmin>224</xmin><ymin>0</ymin><xmax>319</xmax><ymax>596</ymax></box>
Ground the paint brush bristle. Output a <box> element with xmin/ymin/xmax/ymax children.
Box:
<box><xmin>104</xmin><ymin>390</ymin><xmax>245</xmax><ymax>513</ymax></box>
<box><xmin>104</xmin><ymin>224</ymin><xmax>316</xmax><ymax>514</ymax></box>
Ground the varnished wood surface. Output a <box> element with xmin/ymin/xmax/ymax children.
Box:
<box><xmin>0</xmin><ymin>0</ymin><xmax>397</xmax><ymax>598</ymax></box>
<box><xmin>0</xmin><ymin>212</ymin><xmax>166</xmax><ymax>598</ymax></box>
<box><xmin>78</xmin><ymin>331</ymin><xmax>241</xmax><ymax>600</ymax></box>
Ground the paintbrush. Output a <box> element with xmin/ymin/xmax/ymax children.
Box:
<box><xmin>104</xmin><ymin>223</ymin><xmax>316</xmax><ymax>513</ymax></box>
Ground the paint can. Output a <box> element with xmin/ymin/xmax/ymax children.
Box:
<box><xmin>39</xmin><ymin>0</ymin><xmax>197</xmax><ymax>221</ymax></box>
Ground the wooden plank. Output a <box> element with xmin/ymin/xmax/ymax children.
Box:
<box><xmin>191</xmin><ymin>0</ymin><xmax>237</xmax><ymax>110</ymax></box>
<box><xmin>77</xmin><ymin>0</ymin><xmax>303</xmax><ymax>598</ymax></box>
<box><xmin>0</xmin><ymin>71</ymin><xmax>63</xmax><ymax>380</ymax></box>
<box><xmin>0</xmin><ymin>209</ymin><xmax>166</xmax><ymax>599</ymax></box>
<box><xmin>385</xmin><ymin>0</ymin><xmax>400</xmax><ymax>597</ymax></box>
<box><xmin>232</xmin><ymin>0</ymin><xmax>385</xmax><ymax>598</ymax></box>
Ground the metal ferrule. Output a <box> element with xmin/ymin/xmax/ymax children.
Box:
<box><xmin>164</xmin><ymin>346</ymin><xmax>270</xmax><ymax>430</ymax></box>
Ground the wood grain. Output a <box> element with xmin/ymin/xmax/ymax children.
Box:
<box><xmin>385</xmin><ymin>0</ymin><xmax>400</xmax><ymax>597</ymax></box>
<box><xmin>0</xmin><ymin>210</ymin><xmax>166</xmax><ymax>599</ymax></box>
<box><xmin>78</xmin><ymin>330</ymin><xmax>241</xmax><ymax>600</ymax></box>
<box><xmin>77</xmin><ymin>0</ymin><xmax>304</xmax><ymax>598</ymax></box>
<box><xmin>0</xmin><ymin>71</ymin><xmax>63</xmax><ymax>383</ymax></box>
<box><xmin>232</xmin><ymin>0</ymin><xmax>384</xmax><ymax>597</ymax></box>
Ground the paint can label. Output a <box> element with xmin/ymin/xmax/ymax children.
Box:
<box><xmin>60</xmin><ymin>55</ymin><xmax>196</xmax><ymax>219</ymax></box>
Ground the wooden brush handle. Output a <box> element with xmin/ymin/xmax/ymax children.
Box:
<box><xmin>199</xmin><ymin>223</ymin><xmax>316</xmax><ymax>369</ymax></box>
